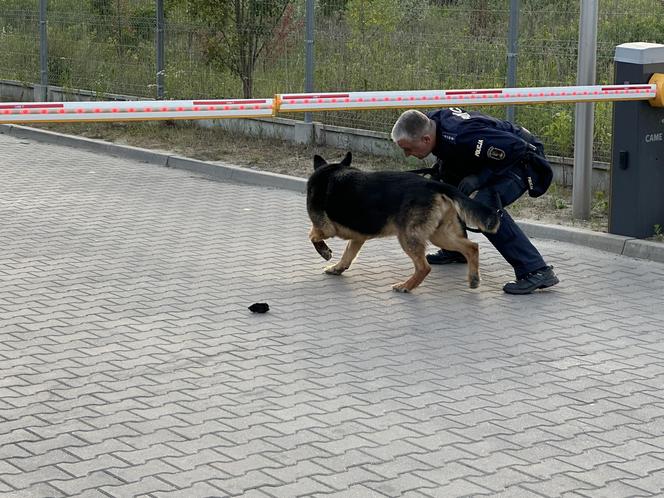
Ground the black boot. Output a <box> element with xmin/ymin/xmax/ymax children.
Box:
<box><xmin>426</xmin><ymin>249</ymin><xmax>467</xmax><ymax>265</ymax></box>
<box><xmin>503</xmin><ymin>266</ymin><xmax>559</xmax><ymax>295</ymax></box>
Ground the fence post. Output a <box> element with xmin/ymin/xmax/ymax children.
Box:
<box><xmin>572</xmin><ymin>0</ymin><xmax>598</xmax><ymax>220</ymax></box>
<box><xmin>156</xmin><ymin>0</ymin><xmax>165</xmax><ymax>99</ymax></box>
<box><xmin>37</xmin><ymin>0</ymin><xmax>48</xmax><ymax>101</ymax></box>
<box><xmin>304</xmin><ymin>0</ymin><xmax>315</xmax><ymax>124</ymax></box>
<box><xmin>294</xmin><ymin>0</ymin><xmax>315</xmax><ymax>144</ymax></box>
<box><xmin>505</xmin><ymin>0</ymin><xmax>519</xmax><ymax>122</ymax></box>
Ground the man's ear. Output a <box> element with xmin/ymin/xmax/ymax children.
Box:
<box><xmin>340</xmin><ymin>151</ymin><xmax>352</xmax><ymax>166</ymax></box>
<box><xmin>313</xmin><ymin>155</ymin><xmax>327</xmax><ymax>170</ymax></box>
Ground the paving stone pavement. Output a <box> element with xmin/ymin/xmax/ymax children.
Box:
<box><xmin>1</xmin><ymin>132</ymin><xmax>664</xmax><ymax>498</ymax></box>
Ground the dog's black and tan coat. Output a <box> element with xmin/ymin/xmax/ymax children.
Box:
<box><xmin>307</xmin><ymin>152</ymin><xmax>500</xmax><ymax>292</ymax></box>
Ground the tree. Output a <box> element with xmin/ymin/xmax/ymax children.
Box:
<box><xmin>183</xmin><ymin>0</ymin><xmax>292</xmax><ymax>98</ymax></box>
<box><xmin>88</xmin><ymin>0</ymin><xmax>155</xmax><ymax>56</ymax></box>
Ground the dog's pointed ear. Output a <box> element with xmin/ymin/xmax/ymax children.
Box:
<box><xmin>341</xmin><ymin>151</ymin><xmax>352</xmax><ymax>166</ymax></box>
<box><xmin>313</xmin><ymin>155</ymin><xmax>327</xmax><ymax>170</ymax></box>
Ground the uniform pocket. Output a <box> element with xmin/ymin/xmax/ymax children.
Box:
<box><xmin>498</xmin><ymin>173</ymin><xmax>528</xmax><ymax>207</ymax></box>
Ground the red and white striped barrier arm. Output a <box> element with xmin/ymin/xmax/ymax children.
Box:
<box><xmin>0</xmin><ymin>98</ymin><xmax>275</xmax><ymax>124</ymax></box>
<box><xmin>277</xmin><ymin>83</ymin><xmax>657</xmax><ymax>112</ymax></box>
<box><xmin>0</xmin><ymin>80</ymin><xmax>660</xmax><ymax>124</ymax></box>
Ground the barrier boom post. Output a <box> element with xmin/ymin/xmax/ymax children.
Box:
<box><xmin>609</xmin><ymin>42</ymin><xmax>664</xmax><ymax>238</ymax></box>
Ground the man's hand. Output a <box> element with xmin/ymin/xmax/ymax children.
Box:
<box><xmin>458</xmin><ymin>169</ymin><xmax>495</xmax><ymax>195</ymax></box>
<box><xmin>458</xmin><ymin>174</ymin><xmax>483</xmax><ymax>195</ymax></box>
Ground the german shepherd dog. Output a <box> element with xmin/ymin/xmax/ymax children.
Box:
<box><xmin>307</xmin><ymin>152</ymin><xmax>501</xmax><ymax>292</ymax></box>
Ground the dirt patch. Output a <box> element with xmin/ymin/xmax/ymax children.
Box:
<box><xmin>34</xmin><ymin>120</ymin><xmax>610</xmax><ymax>232</ymax></box>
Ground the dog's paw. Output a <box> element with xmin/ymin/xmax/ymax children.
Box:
<box><xmin>324</xmin><ymin>265</ymin><xmax>345</xmax><ymax>275</ymax></box>
<box><xmin>392</xmin><ymin>283</ymin><xmax>411</xmax><ymax>293</ymax></box>
<box><xmin>469</xmin><ymin>275</ymin><xmax>480</xmax><ymax>289</ymax></box>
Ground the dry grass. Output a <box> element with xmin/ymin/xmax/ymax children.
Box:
<box><xmin>36</xmin><ymin>121</ymin><xmax>414</xmax><ymax>175</ymax></box>
<box><xmin>34</xmin><ymin>120</ymin><xmax>610</xmax><ymax>232</ymax></box>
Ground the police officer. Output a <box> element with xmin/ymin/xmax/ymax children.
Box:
<box><xmin>391</xmin><ymin>108</ymin><xmax>559</xmax><ymax>294</ymax></box>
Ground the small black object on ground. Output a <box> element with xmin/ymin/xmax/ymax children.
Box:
<box><xmin>248</xmin><ymin>302</ymin><xmax>269</xmax><ymax>313</ymax></box>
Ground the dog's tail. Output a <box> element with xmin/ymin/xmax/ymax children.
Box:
<box><xmin>437</xmin><ymin>184</ymin><xmax>501</xmax><ymax>234</ymax></box>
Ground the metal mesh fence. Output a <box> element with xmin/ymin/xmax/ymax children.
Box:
<box><xmin>0</xmin><ymin>4</ymin><xmax>41</xmax><ymax>84</ymax></box>
<box><xmin>48</xmin><ymin>8</ymin><xmax>157</xmax><ymax>97</ymax></box>
<box><xmin>310</xmin><ymin>0</ymin><xmax>663</xmax><ymax>161</ymax></box>
<box><xmin>0</xmin><ymin>0</ymin><xmax>157</xmax><ymax>96</ymax></box>
<box><xmin>0</xmin><ymin>0</ymin><xmax>663</xmax><ymax>162</ymax></box>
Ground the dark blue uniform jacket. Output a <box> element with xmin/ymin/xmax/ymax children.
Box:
<box><xmin>428</xmin><ymin>108</ymin><xmax>553</xmax><ymax>197</ymax></box>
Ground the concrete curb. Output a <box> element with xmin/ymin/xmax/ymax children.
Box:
<box><xmin>0</xmin><ymin>124</ymin><xmax>307</xmax><ymax>194</ymax></box>
<box><xmin>518</xmin><ymin>221</ymin><xmax>631</xmax><ymax>255</ymax></box>
<box><xmin>518</xmin><ymin>221</ymin><xmax>664</xmax><ymax>263</ymax></box>
<box><xmin>2</xmin><ymin>123</ymin><xmax>663</xmax><ymax>263</ymax></box>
